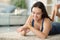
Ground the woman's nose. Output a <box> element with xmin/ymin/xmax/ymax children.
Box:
<box><xmin>34</xmin><ymin>14</ymin><xmax>37</xmax><ymax>17</ymax></box>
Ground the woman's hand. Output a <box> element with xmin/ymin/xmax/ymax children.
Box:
<box><xmin>17</xmin><ymin>26</ymin><xmax>30</xmax><ymax>36</ymax></box>
<box><xmin>17</xmin><ymin>26</ymin><xmax>25</xmax><ymax>32</ymax></box>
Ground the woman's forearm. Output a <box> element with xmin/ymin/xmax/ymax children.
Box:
<box><xmin>29</xmin><ymin>26</ymin><xmax>47</xmax><ymax>39</ymax></box>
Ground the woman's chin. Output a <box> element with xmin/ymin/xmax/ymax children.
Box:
<box><xmin>34</xmin><ymin>19</ymin><xmax>38</xmax><ymax>21</ymax></box>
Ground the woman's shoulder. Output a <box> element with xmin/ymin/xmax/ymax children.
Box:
<box><xmin>44</xmin><ymin>18</ymin><xmax>51</xmax><ymax>23</ymax></box>
<box><xmin>43</xmin><ymin>18</ymin><xmax>52</xmax><ymax>30</ymax></box>
<box><xmin>25</xmin><ymin>14</ymin><xmax>33</xmax><ymax>25</ymax></box>
<box><xmin>28</xmin><ymin>14</ymin><xmax>33</xmax><ymax>18</ymax></box>
<box><xmin>28</xmin><ymin>14</ymin><xmax>33</xmax><ymax>21</ymax></box>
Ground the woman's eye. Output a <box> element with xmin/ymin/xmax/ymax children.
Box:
<box><xmin>37</xmin><ymin>13</ymin><xmax>40</xmax><ymax>15</ymax></box>
<box><xmin>32</xmin><ymin>12</ymin><xmax>35</xmax><ymax>14</ymax></box>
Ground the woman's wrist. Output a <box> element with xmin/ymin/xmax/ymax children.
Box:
<box><xmin>27</xmin><ymin>24</ymin><xmax>32</xmax><ymax>29</ymax></box>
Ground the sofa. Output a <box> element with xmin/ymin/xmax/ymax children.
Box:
<box><xmin>0</xmin><ymin>3</ymin><xmax>28</xmax><ymax>26</ymax></box>
<box><xmin>0</xmin><ymin>9</ymin><xmax>28</xmax><ymax>26</ymax></box>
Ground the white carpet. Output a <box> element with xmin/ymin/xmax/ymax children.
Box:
<box><xmin>0</xmin><ymin>31</ymin><xmax>60</xmax><ymax>40</ymax></box>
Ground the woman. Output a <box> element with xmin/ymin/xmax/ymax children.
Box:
<box><xmin>17</xmin><ymin>2</ymin><xmax>60</xmax><ymax>39</ymax></box>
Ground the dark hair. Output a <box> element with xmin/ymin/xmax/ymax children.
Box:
<box><xmin>31</xmin><ymin>1</ymin><xmax>52</xmax><ymax>21</ymax></box>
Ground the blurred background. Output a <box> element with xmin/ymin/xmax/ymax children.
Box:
<box><xmin>0</xmin><ymin>0</ymin><xmax>60</xmax><ymax>33</ymax></box>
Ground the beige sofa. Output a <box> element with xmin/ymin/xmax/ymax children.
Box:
<box><xmin>0</xmin><ymin>9</ymin><xmax>28</xmax><ymax>25</ymax></box>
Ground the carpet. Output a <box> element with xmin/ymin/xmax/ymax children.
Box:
<box><xmin>0</xmin><ymin>31</ymin><xmax>60</xmax><ymax>40</ymax></box>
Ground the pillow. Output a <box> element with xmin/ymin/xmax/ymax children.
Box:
<box><xmin>3</xmin><ymin>5</ymin><xmax>16</xmax><ymax>13</ymax></box>
<box><xmin>0</xmin><ymin>3</ymin><xmax>16</xmax><ymax>13</ymax></box>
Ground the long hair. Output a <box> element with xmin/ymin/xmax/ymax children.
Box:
<box><xmin>31</xmin><ymin>1</ymin><xmax>52</xmax><ymax>21</ymax></box>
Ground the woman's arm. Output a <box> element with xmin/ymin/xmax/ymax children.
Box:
<box><xmin>17</xmin><ymin>14</ymin><xmax>33</xmax><ymax>36</ymax></box>
<box><xmin>28</xmin><ymin>18</ymin><xmax>51</xmax><ymax>39</ymax></box>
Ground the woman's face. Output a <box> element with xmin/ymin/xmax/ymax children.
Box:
<box><xmin>31</xmin><ymin>7</ymin><xmax>42</xmax><ymax>21</ymax></box>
